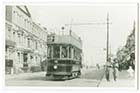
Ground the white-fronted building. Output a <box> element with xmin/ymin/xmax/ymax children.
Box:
<box><xmin>5</xmin><ymin>6</ymin><xmax>47</xmax><ymax>74</ymax></box>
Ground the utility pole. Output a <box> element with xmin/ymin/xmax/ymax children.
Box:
<box><xmin>105</xmin><ymin>12</ymin><xmax>111</xmax><ymax>82</ymax></box>
<box><xmin>65</xmin><ymin>13</ymin><xmax>111</xmax><ymax>67</ymax></box>
<box><xmin>106</xmin><ymin>13</ymin><xmax>109</xmax><ymax>64</ymax></box>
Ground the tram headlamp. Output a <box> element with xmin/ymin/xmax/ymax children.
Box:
<box><xmin>54</xmin><ymin>65</ymin><xmax>58</xmax><ymax>69</ymax></box>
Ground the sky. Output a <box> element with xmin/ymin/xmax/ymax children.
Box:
<box><xmin>28</xmin><ymin>3</ymin><xmax>137</xmax><ymax>66</ymax></box>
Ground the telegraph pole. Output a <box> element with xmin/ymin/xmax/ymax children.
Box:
<box><xmin>106</xmin><ymin>13</ymin><xmax>109</xmax><ymax>64</ymax></box>
<box><xmin>104</xmin><ymin>12</ymin><xmax>111</xmax><ymax>82</ymax></box>
<box><xmin>65</xmin><ymin>13</ymin><xmax>111</xmax><ymax>66</ymax></box>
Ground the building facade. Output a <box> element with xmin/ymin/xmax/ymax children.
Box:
<box><xmin>116</xmin><ymin>21</ymin><xmax>135</xmax><ymax>70</ymax></box>
<box><xmin>5</xmin><ymin>6</ymin><xmax>48</xmax><ymax>74</ymax></box>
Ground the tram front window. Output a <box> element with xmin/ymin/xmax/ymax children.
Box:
<box><xmin>53</xmin><ymin>45</ymin><xmax>60</xmax><ymax>58</ymax></box>
<box><xmin>61</xmin><ymin>46</ymin><xmax>67</xmax><ymax>58</ymax></box>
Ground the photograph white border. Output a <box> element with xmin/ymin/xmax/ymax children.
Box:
<box><xmin>0</xmin><ymin>0</ymin><xmax>139</xmax><ymax>92</ymax></box>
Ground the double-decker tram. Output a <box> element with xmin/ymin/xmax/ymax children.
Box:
<box><xmin>46</xmin><ymin>32</ymin><xmax>82</xmax><ymax>80</ymax></box>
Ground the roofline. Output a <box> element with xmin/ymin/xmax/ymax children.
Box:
<box><xmin>16</xmin><ymin>6</ymin><xmax>31</xmax><ymax>18</ymax></box>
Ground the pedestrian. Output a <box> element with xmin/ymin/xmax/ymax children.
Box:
<box><xmin>112</xmin><ymin>59</ymin><xmax>119</xmax><ymax>81</ymax></box>
<box><xmin>96</xmin><ymin>64</ymin><xmax>100</xmax><ymax>70</ymax></box>
<box><xmin>105</xmin><ymin>66</ymin><xmax>110</xmax><ymax>81</ymax></box>
<box><xmin>105</xmin><ymin>62</ymin><xmax>112</xmax><ymax>82</ymax></box>
<box><xmin>105</xmin><ymin>58</ymin><xmax>112</xmax><ymax>82</ymax></box>
<box><xmin>127</xmin><ymin>66</ymin><xmax>134</xmax><ymax>78</ymax></box>
<box><xmin>112</xmin><ymin>62</ymin><xmax>118</xmax><ymax>81</ymax></box>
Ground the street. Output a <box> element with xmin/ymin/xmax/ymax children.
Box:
<box><xmin>5</xmin><ymin>67</ymin><xmax>105</xmax><ymax>87</ymax></box>
<box><xmin>5</xmin><ymin>67</ymin><xmax>135</xmax><ymax>88</ymax></box>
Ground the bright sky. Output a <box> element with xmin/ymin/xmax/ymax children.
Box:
<box><xmin>28</xmin><ymin>3</ymin><xmax>137</xmax><ymax>66</ymax></box>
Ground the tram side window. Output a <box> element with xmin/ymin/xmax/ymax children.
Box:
<box><xmin>78</xmin><ymin>51</ymin><xmax>82</xmax><ymax>61</ymax></box>
<box><xmin>53</xmin><ymin>45</ymin><xmax>60</xmax><ymax>58</ymax></box>
<box><xmin>47</xmin><ymin>46</ymin><xmax>51</xmax><ymax>58</ymax></box>
<box><xmin>74</xmin><ymin>49</ymin><xmax>81</xmax><ymax>60</ymax></box>
<box><xmin>61</xmin><ymin>46</ymin><xmax>67</xmax><ymax>58</ymax></box>
<box><xmin>80</xmin><ymin>53</ymin><xmax>82</xmax><ymax>61</ymax></box>
<box><xmin>74</xmin><ymin>49</ymin><xmax>77</xmax><ymax>59</ymax></box>
<box><xmin>77</xmin><ymin>50</ymin><xmax>80</xmax><ymax>60</ymax></box>
<box><xmin>69</xmin><ymin>47</ymin><xmax>71</xmax><ymax>58</ymax></box>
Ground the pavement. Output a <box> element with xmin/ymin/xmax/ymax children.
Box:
<box><xmin>99</xmin><ymin>70</ymin><xmax>135</xmax><ymax>87</ymax></box>
<box><xmin>5</xmin><ymin>72</ymin><xmax>46</xmax><ymax>81</ymax></box>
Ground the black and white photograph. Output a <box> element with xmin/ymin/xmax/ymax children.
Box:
<box><xmin>1</xmin><ymin>0</ymin><xmax>139</xmax><ymax>92</ymax></box>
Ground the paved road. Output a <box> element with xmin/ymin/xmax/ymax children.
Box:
<box><xmin>5</xmin><ymin>68</ymin><xmax>105</xmax><ymax>87</ymax></box>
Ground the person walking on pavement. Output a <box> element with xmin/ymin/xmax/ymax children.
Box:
<box><xmin>105</xmin><ymin>61</ymin><xmax>111</xmax><ymax>82</ymax></box>
<box><xmin>127</xmin><ymin>66</ymin><xmax>134</xmax><ymax>78</ymax></box>
<box><xmin>112</xmin><ymin>60</ymin><xmax>119</xmax><ymax>81</ymax></box>
<box><xmin>105</xmin><ymin>66</ymin><xmax>110</xmax><ymax>81</ymax></box>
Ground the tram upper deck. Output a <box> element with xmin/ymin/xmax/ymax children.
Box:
<box><xmin>47</xmin><ymin>34</ymin><xmax>82</xmax><ymax>50</ymax></box>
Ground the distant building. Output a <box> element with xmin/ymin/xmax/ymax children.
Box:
<box><xmin>5</xmin><ymin>6</ymin><xmax>48</xmax><ymax>74</ymax></box>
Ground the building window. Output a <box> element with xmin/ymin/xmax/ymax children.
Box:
<box><xmin>35</xmin><ymin>41</ymin><xmax>37</xmax><ymax>49</ymax></box>
<box><xmin>24</xmin><ymin>19</ymin><xmax>27</xmax><ymax>29</ymax></box>
<box><xmin>6</xmin><ymin>6</ymin><xmax>12</xmax><ymax>22</ymax></box>
<box><xmin>14</xmin><ymin>11</ymin><xmax>17</xmax><ymax>24</ymax></box>
<box><xmin>20</xmin><ymin>33</ymin><xmax>23</xmax><ymax>45</ymax></box>
<box><xmin>36</xmin><ymin>56</ymin><xmax>38</xmax><ymax>62</ymax></box>
<box><xmin>52</xmin><ymin>36</ymin><xmax>55</xmax><ymax>42</ymax></box>
<box><xmin>21</xmin><ymin>32</ymin><xmax>23</xmax><ymax>36</ymax></box>
<box><xmin>8</xmin><ymin>27</ymin><xmax>11</xmax><ymax>31</ymax></box>
<box><xmin>23</xmin><ymin>64</ymin><xmax>28</xmax><ymax>67</ymax></box>
<box><xmin>7</xmin><ymin>27</ymin><xmax>11</xmax><ymax>39</ymax></box>
<box><xmin>30</xmin><ymin>55</ymin><xmax>33</xmax><ymax>59</ymax></box>
<box><xmin>13</xmin><ymin>32</ymin><xmax>15</xmax><ymax>41</ymax></box>
<box><xmin>27</xmin><ymin>38</ymin><xmax>30</xmax><ymax>48</ymax></box>
<box><xmin>18</xmin><ymin>33</ymin><xmax>20</xmax><ymax>38</ymax></box>
<box><xmin>17</xmin><ymin>52</ymin><xmax>20</xmax><ymax>63</ymax></box>
<box><xmin>24</xmin><ymin>36</ymin><xmax>26</xmax><ymax>47</ymax></box>
<box><xmin>18</xmin><ymin>33</ymin><xmax>20</xmax><ymax>45</ymax></box>
<box><xmin>23</xmin><ymin>53</ymin><xmax>28</xmax><ymax>62</ymax></box>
